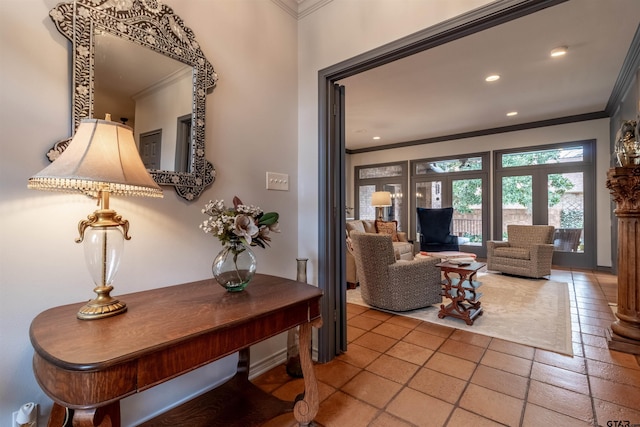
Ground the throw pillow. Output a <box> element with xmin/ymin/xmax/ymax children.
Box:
<box><xmin>417</xmin><ymin>207</ymin><xmax>453</xmax><ymax>243</ymax></box>
<box><xmin>375</xmin><ymin>220</ymin><xmax>399</xmax><ymax>242</ymax></box>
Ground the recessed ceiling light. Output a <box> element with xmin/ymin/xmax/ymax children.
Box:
<box><xmin>550</xmin><ymin>46</ymin><xmax>568</xmax><ymax>58</ymax></box>
<box><xmin>506</xmin><ymin>111</ymin><xmax>518</xmax><ymax>117</ymax></box>
<box><xmin>372</xmin><ymin>136</ymin><xmax>381</xmax><ymax>140</ymax></box>
<box><xmin>485</xmin><ymin>74</ymin><xmax>500</xmax><ymax>82</ymax></box>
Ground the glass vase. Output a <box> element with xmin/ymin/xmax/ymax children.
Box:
<box><xmin>212</xmin><ymin>240</ymin><xmax>257</xmax><ymax>292</ymax></box>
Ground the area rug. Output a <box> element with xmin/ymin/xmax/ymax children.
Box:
<box><xmin>347</xmin><ymin>272</ymin><xmax>573</xmax><ymax>356</ymax></box>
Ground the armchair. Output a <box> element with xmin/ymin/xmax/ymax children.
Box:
<box><xmin>416</xmin><ymin>207</ymin><xmax>460</xmax><ymax>252</ymax></box>
<box><xmin>487</xmin><ymin>225</ymin><xmax>555</xmax><ymax>278</ymax></box>
<box><xmin>350</xmin><ymin>232</ymin><xmax>441</xmax><ymax>311</ymax></box>
<box><xmin>345</xmin><ymin>219</ymin><xmax>413</xmax><ymax>288</ymax></box>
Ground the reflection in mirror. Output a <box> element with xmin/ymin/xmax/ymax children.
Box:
<box><xmin>95</xmin><ymin>32</ymin><xmax>193</xmax><ymax>172</ymax></box>
<box><xmin>47</xmin><ymin>0</ymin><xmax>217</xmax><ymax>201</ymax></box>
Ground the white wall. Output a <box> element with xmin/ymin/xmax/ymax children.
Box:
<box><xmin>296</xmin><ymin>0</ymin><xmax>493</xmax><ymax>283</ymax></box>
<box><xmin>347</xmin><ymin>119</ymin><xmax>613</xmax><ymax>268</ymax></box>
<box><xmin>0</xmin><ymin>0</ymin><xmax>298</xmax><ymax>424</ymax></box>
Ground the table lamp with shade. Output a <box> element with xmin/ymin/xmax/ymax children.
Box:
<box><xmin>371</xmin><ymin>191</ymin><xmax>392</xmax><ymax>220</ymax></box>
<box><xmin>28</xmin><ymin>115</ymin><xmax>163</xmax><ymax>320</ymax></box>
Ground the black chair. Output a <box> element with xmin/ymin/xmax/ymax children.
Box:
<box><xmin>416</xmin><ymin>207</ymin><xmax>460</xmax><ymax>252</ymax></box>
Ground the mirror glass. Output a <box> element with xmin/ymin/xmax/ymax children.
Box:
<box><xmin>95</xmin><ymin>32</ymin><xmax>193</xmax><ymax>172</ymax></box>
<box><xmin>47</xmin><ymin>0</ymin><xmax>218</xmax><ymax>200</ymax></box>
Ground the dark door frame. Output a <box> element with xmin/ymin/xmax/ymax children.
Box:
<box><xmin>316</xmin><ymin>0</ymin><xmax>566</xmax><ymax>363</ymax></box>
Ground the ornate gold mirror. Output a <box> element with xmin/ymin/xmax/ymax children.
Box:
<box><xmin>47</xmin><ymin>0</ymin><xmax>217</xmax><ymax>200</ymax></box>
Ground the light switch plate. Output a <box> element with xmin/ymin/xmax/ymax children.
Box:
<box><xmin>266</xmin><ymin>172</ymin><xmax>289</xmax><ymax>191</ymax></box>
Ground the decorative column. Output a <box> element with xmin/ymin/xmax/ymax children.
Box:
<box><xmin>606</xmin><ymin>166</ymin><xmax>640</xmax><ymax>354</ymax></box>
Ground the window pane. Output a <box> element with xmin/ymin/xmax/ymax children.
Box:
<box><xmin>415</xmin><ymin>157</ymin><xmax>482</xmax><ymax>174</ymax></box>
<box><xmin>384</xmin><ymin>184</ymin><xmax>404</xmax><ymax>230</ymax></box>
<box><xmin>453</xmin><ymin>178</ymin><xmax>482</xmax><ymax>245</ymax></box>
<box><xmin>501</xmin><ymin>175</ymin><xmax>532</xmax><ymax>238</ymax></box>
<box><xmin>358</xmin><ymin>185</ymin><xmax>376</xmax><ymax>220</ymax></box>
<box><xmin>415</xmin><ymin>181</ymin><xmax>442</xmax><ymax>209</ymax></box>
<box><xmin>549</xmin><ymin>172</ymin><xmax>584</xmax><ymax>253</ymax></box>
<box><xmin>502</xmin><ymin>147</ymin><xmax>584</xmax><ymax>167</ymax></box>
<box><xmin>359</xmin><ymin>165</ymin><xmax>403</xmax><ymax>179</ymax></box>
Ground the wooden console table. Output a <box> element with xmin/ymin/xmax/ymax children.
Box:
<box><xmin>437</xmin><ymin>261</ymin><xmax>485</xmax><ymax>325</ymax></box>
<box><xmin>29</xmin><ymin>274</ymin><xmax>323</xmax><ymax>427</ymax></box>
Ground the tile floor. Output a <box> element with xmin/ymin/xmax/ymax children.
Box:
<box><xmin>253</xmin><ymin>269</ymin><xmax>640</xmax><ymax>427</ymax></box>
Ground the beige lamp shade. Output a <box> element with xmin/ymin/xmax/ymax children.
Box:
<box><xmin>28</xmin><ymin>118</ymin><xmax>163</xmax><ymax>198</ymax></box>
<box><xmin>371</xmin><ymin>191</ymin><xmax>392</xmax><ymax>207</ymax></box>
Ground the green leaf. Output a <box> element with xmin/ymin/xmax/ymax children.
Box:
<box><xmin>258</xmin><ymin>212</ymin><xmax>279</xmax><ymax>226</ymax></box>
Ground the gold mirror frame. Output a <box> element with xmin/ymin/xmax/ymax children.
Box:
<box><xmin>47</xmin><ymin>0</ymin><xmax>217</xmax><ymax>201</ymax></box>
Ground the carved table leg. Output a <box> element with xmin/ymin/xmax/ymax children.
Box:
<box><xmin>72</xmin><ymin>403</ymin><xmax>120</xmax><ymax>427</ymax></box>
<box><xmin>293</xmin><ymin>317</ymin><xmax>323</xmax><ymax>426</ymax></box>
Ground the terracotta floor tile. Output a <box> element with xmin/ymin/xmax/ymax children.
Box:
<box><xmin>313</xmin><ymin>359</ymin><xmax>361</xmax><ymax>389</ymax></box>
<box><xmin>439</xmin><ymin>338</ymin><xmax>485</xmax><ymax>363</ymax></box>
<box><xmin>314</xmin><ymin>391</ymin><xmax>378</xmax><ymax>427</ymax></box>
<box><xmin>522</xmin><ymin>403</ymin><xmax>594</xmax><ymax>427</ymax></box>
<box><xmin>385</xmin><ymin>315</ymin><xmax>422</xmax><ymax>330</ymax></box>
<box><xmin>446</xmin><ymin>408</ymin><xmax>505</xmax><ymax>426</ymax></box>
<box><xmin>336</xmin><ymin>343</ymin><xmax>381</xmax><ymax>368</ymax></box>
<box><xmin>408</xmin><ymin>367</ymin><xmax>467</xmax><ymax>404</ymax></box>
<box><xmin>579</xmin><ymin>307</ymin><xmax>616</xmax><ymax>321</ymax></box>
<box><xmin>371</xmin><ymin>322</ymin><xmax>412</xmax><ymax>340</ymax></box>
<box><xmin>270</xmin><ymin>377</ymin><xmax>305</xmax><ymax>401</ymax></box>
<box><xmin>583</xmin><ymin>343</ymin><xmax>640</xmax><ymax>369</ymax></box>
<box><xmin>580</xmin><ymin>315</ymin><xmax>614</xmax><ymax>329</ymax></box>
<box><xmin>589</xmin><ymin>375</ymin><xmax>640</xmax><ymax>411</ymax></box>
<box><xmin>253</xmin><ymin>364</ymin><xmax>291</xmax><ymax>393</ymax></box>
<box><xmin>386</xmin><ymin>387</ymin><xmax>453</xmax><ymax>427</ymax></box>
<box><xmin>366</xmin><ymin>353</ymin><xmax>420</xmax><ymax>385</ymax></box>
<box><xmin>487</xmin><ymin>338</ymin><xmax>535</xmax><ymax>360</ymax></box>
<box><xmin>480</xmin><ymin>349</ymin><xmax>532</xmax><ymax>377</ymax></box>
<box><xmin>414</xmin><ymin>321</ymin><xmax>455</xmax><ymax>338</ymax></box>
<box><xmin>341</xmin><ymin>370</ymin><xmax>403</xmax><ymax>408</ymax></box>
<box><xmin>530</xmin><ymin>361</ymin><xmax>590</xmax><ymax>394</ymax></box>
<box><xmin>586</xmin><ymin>358</ymin><xmax>640</xmax><ymax>387</ymax></box>
<box><xmin>581</xmin><ymin>332</ymin><xmax>608</xmax><ymax>348</ymax></box>
<box><xmin>347</xmin><ymin>325</ymin><xmax>367</xmax><ymax>343</ymax></box>
<box><xmin>353</xmin><ymin>331</ymin><xmax>398</xmax><ymax>353</ymax></box>
<box><xmin>534</xmin><ymin>348</ymin><xmax>587</xmax><ymax>374</ymax></box>
<box><xmin>347</xmin><ymin>303</ymin><xmax>367</xmax><ymax>316</ymax></box>
<box><xmin>459</xmin><ymin>383</ymin><xmax>524</xmax><ymax>426</ymax></box>
<box><xmin>526</xmin><ymin>380</ymin><xmax>594</xmax><ymax>423</ymax></box>
<box><xmin>470</xmin><ymin>364</ymin><xmax>528</xmax><ymax>399</ymax></box>
<box><xmin>369</xmin><ymin>412</ymin><xmax>414</xmax><ymax>427</ymax></box>
<box><xmin>349</xmin><ymin>315</ymin><xmax>382</xmax><ymax>331</ymax></box>
<box><xmin>449</xmin><ymin>329</ymin><xmax>492</xmax><ymax>348</ymax></box>
<box><xmin>361</xmin><ymin>309</ymin><xmax>394</xmax><ymax>322</ymax></box>
<box><xmin>259</xmin><ymin>412</ymin><xmax>298</xmax><ymax>427</ymax></box>
<box><xmin>402</xmin><ymin>329</ymin><xmax>447</xmax><ymax>350</ymax></box>
<box><xmin>386</xmin><ymin>340</ymin><xmax>434</xmax><ymax>366</ymax></box>
<box><xmin>593</xmin><ymin>398</ymin><xmax>640</xmax><ymax>426</ymax></box>
<box><xmin>425</xmin><ymin>352</ymin><xmax>477</xmax><ymax>381</ymax></box>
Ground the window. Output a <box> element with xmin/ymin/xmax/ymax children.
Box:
<box><xmin>354</xmin><ymin>162</ymin><xmax>408</xmax><ymax>230</ymax></box>
<box><xmin>411</xmin><ymin>153</ymin><xmax>489</xmax><ymax>257</ymax></box>
<box><xmin>494</xmin><ymin>141</ymin><xmax>595</xmax><ymax>268</ymax></box>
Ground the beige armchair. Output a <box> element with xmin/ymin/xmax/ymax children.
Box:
<box><xmin>346</xmin><ymin>219</ymin><xmax>413</xmax><ymax>288</ymax></box>
<box><xmin>350</xmin><ymin>232</ymin><xmax>441</xmax><ymax>312</ymax></box>
<box><xmin>487</xmin><ymin>225</ymin><xmax>555</xmax><ymax>278</ymax></box>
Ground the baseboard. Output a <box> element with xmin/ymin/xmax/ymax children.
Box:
<box><xmin>248</xmin><ymin>345</ymin><xmax>319</xmax><ymax>380</ymax></box>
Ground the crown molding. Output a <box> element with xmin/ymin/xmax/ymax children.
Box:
<box><xmin>271</xmin><ymin>0</ymin><xmax>333</xmax><ymax>19</ymax></box>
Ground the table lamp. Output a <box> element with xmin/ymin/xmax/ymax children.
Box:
<box><xmin>28</xmin><ymin>116</ymin><xmax>163</xmax><ymax>320</ymax></box>
<box><xmin>371</xmin><ymin>191</ymin><xmax>392</xmax><ymax>220</ymax></box>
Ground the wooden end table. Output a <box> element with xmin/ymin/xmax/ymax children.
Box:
<box><xmin>436</xmin><ymin>261</ymin><xmax>485</xmax><ymax>325</ymax></box>
<box><xmin>30</xmin><ymin>274</ymin><xmax>323</xmax><ymax>427</ymax></box>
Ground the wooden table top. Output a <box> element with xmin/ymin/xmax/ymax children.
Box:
<box><xmin>30</xmin><ymin>274</ymin><xmax>323</xmax><ymax>371</ymax></box>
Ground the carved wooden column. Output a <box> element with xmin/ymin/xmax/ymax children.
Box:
<box><xmin>606</xmin><ymin>166</ymin><xmax>640</xmax><ymax>354</ymax></box>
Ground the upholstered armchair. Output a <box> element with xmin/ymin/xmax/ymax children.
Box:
<box><xmin>416</xmin><ymin>207</ymin><xmax>460</xmax><ymax>252</ymax></box>
<box><xmin>345</xmin><ymin>219</ymin><xmax>414</xmax><ymax>288</ymax></box>
<box><xmin>350</xmin><ymin>232</ymin><xmax>441</xmax><ymax>311</ymax></box>
<box><xmin>487</xmin><ymin>225</ymin><xmax>555</xmax><ymax>278</ymax></box>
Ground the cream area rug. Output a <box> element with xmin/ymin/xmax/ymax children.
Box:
<box><xmin>347</xmin><ymin>272</ymin><xmax>573</xmax><ymax>356</ymax></box>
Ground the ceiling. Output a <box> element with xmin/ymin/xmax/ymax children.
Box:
<box><xmin>338</xmin><ymin>0</ymin><xmax>640</xmax><ymax>152</ymax></box>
